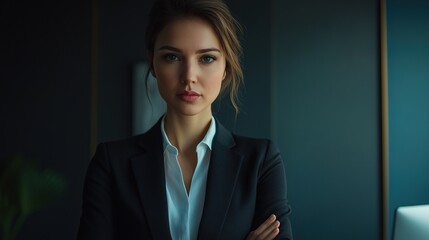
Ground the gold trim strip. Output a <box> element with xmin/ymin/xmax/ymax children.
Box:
<box><xmin>380</xmin><ymin>0</ymin><xmax>389</xmax><ymax>239</ymax></box>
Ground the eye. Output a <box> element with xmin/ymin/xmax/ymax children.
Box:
<box><xmin>163</xmin><ymin>54</ymin><xmax>180</xmax><ymax>62</ymax></box>
<box><xmin>200</xmin><ymin>55</ymin><xmax>216</xmax><ymax>64</ymax></box>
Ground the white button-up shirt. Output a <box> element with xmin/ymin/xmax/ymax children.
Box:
<box><xmin>161</xmin><ymin>116</ymin><xmax>216</xmax><ymax>240</ymax></box>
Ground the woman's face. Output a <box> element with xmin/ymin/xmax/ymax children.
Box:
<box><xmin>151</xmin><ymin>17</ymin><xmax>226</xmax><ymax>118</ymax></box>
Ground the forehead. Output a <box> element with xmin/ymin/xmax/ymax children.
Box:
<box><xmin>154</xmin><ymin>17</ymin><xmax>222</xmax><ymax>51</ymax></box>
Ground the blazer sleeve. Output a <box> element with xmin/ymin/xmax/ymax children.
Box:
<box><xmin>77</xmin><ymin>143</ymin><xmax>115</xmax><ymax>240</ymax></box>
<box><xmin>252</xmin><ymin>140</ymin><xmax>293</xmax><ymax>239</ymax></box>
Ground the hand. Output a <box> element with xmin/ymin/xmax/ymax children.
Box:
<box><xmin>246</xmin><ymin>214</ymin><xmax>280</xmax><ymax>240</ymax></box>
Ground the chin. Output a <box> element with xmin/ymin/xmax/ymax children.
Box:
<box><xmin>179</xmin><ymin>110</ymin><xmax>206</xmax><ymax>117</ymax></box>
<box><xmin>173</xmin><ymin>105</ymin><xmax>211</xmax><ymax>117</ymax></box>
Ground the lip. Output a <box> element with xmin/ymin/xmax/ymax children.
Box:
<box><xmin>177</xmin><ymin>90</ymin><xmax>201</xmax><ymax>102</ymax></box>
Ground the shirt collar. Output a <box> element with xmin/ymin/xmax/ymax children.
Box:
<box><xmin>161</xmin><ymin>116</ymin><xmax>216</xmax><ymax>151</ymax></box>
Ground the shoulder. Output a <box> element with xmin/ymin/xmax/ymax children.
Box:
<box><xmin>231</xmin><ymin>133</ymin><xmax>280</xmax><ymax>158</ymax></box>
<box><xmin>232</xmin><ymin>133</ymin><xmax>271</xmax><ymax>149</ymax></box>
<box><xmin>214</xmin><ymin>119</ymin><xmax>280</xmax><ymax>156</ymax></box>
<box><xmin>95</xmin><ymin>121</ymin><xmax>163</xmax><ymax>160</ymax></box>
<box><xmin>215</xmin><ymin>119</ymin><xmax>273</xmax><ymax>147</ymax></box>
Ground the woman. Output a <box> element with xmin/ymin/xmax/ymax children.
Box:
<box><xmin>77</xmin><ymin>0</ymin><xmax>292</xmax><ymax>239</ymax></box>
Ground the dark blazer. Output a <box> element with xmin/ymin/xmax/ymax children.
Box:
<box><xmin>77</xmin><ymin>119</ymin><xmax>292</xmax><ymax>240</ymax></box>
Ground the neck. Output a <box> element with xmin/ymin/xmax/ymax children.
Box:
<box><xmin>163</xmin><ymin>111</ymin><xmax>212</xmax><ymax>154</ymax></box>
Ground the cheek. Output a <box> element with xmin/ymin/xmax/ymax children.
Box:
<box><xmin>214</xmin><ymin>68</ymin><xmax>226</xmax><ymax>85</ymax></box>
<box><xmin>205</xmin><ymin>64</ymin><xmax>226</xmax><ymax>87</ymax></box>
<box><xmin>205</xmin><ymin>72</ymin><xmax>224</xmax><ymax>96</ymax></box>
<box><xmin>154</xmin><ymin>66</ymin><xmax>178</xmax><ymax>88</ymax></box>
<box><xmin>154</xmin><ymin>72</ymin><xmax>174</xmax><ymax>99</ymax></box>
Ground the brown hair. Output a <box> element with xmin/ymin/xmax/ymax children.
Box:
<box><xmin>145</xmin><ymin>0</ymin><xmax>243</xmax><ymax>113</ymax></box>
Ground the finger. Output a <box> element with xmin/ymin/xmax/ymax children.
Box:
<box><xmin>266</xmin><ymin>227</ymin><xmax>280</xmax><ymax>239</ymax></box>
<box><xmin>252</xmin><ymin>214</ymin><xmax>276</xmax><ymax>236</ymax></box>
<box><xmin>257</xmin><ymin>220</ymin><xmax>280</xmax><ymax>240</ymax></box>
<box><xmin>247</xmin><ymin>222</ymin><xmax>280</xmax><ymax>240</ymax></box>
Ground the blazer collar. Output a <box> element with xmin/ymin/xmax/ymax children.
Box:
<box><xmin>131</xmin><ymin>118</ymin><xmax>243</xmax><ymax>239</ymax></box>
<box><xmin>197</xmin><ymin>119</ymin><xmax>244</xmax><ymax>239</ymax></box>
<box><xmin>131</xmin><ymin>119</ymin><xmax>172</xmax><ymax>239</ymax></box>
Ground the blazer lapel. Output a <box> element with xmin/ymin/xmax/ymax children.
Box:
<box><xmin>197</xmin><ymin>121</ymin><xmax>244</xmax><ymax>239</ymax></box>
<box><xmin>131</xmin><ymin>121</ymin><xmax>172</xmax><ymax>240</ymax></box>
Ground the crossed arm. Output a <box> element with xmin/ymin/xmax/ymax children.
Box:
<box><xmin>246</xmin><ymin>140</ymin><xmax>293</xmax><ymax>240</ymax></box>
<box><xmin>247</xmin><ymin>214</ymin><xmax>281</xmax><ymax>239</ymax></box>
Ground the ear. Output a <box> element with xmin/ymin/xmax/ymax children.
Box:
<box><xmin>222</xmin><ymin>70</ymin><xmax>227</xmax><ymax>80</ymax></box>
<box><xmin>147</xmin><ymin>52</ymin><xmax>156</xmax><ymax>78</ymax></box>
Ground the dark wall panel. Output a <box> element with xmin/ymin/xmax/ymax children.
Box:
<box><xmin>215</xmin><ymin>0</ymin><xmax>272</xmax><ymax>138</ymax></box>
<box><xmin>97</xmin><ymin>0</ymin><xmax>155</xmax><ymax>142</ymax></box>
<box><xmin>272</xmin><ymin>0</ymin><xmax>381</xmax><ymax>239</ymax></box>
<box><xmin>1</xmin><ymin>1</ymin><xmax>91</xmax><ymax>239</ymax></box>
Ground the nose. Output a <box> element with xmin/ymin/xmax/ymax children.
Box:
<box><xmin>181</xmin><ymin>60</ymin><xmax>197</xmax><ymax>85</ymax></box>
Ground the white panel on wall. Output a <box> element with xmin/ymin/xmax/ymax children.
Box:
<box><xmin>132</xmin><ymin>62</ymin><xmax>166</xmax><ymax>135</ymax></box>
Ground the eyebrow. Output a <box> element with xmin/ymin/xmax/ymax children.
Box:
<box><xmin>157</xmin><ymin>45</ymin><xmax>221</xmax><ymax>54</ymax></box>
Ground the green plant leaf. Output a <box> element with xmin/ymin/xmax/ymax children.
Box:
<box><xmin>0</xmin><ymin>156</ymin><xmax>27</xmax><ymax>212</ymax></box>
<box><xmin>0</xmin><ymin>155</ymin><xmax>67</xmax><ymax>240</ymax></box>
<box><xmin>20</xmin><ymin>168</ymin><xmax>67</xmax><ymax>216</ymax></box>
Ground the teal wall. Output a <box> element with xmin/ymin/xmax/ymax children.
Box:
<box><xmin>387</xmin><ymin>0</ymin><xmax>429</xmax><ymax>238</ymax></box>
<box><xmin>271</xmin><ymin>0</ymin><xmax>381</xmax><ymax>239</ymax></box>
